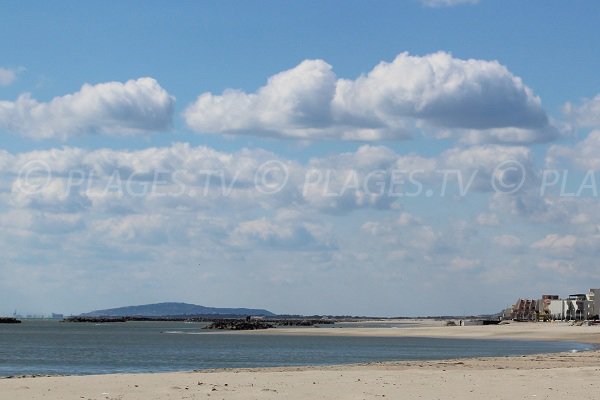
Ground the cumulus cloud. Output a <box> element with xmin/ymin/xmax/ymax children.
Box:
<box><xmin>185</xmin><ymin>60</ymin><xmax>338</xmax><ymax>139</ymax></box>
<box><xmin>1</xmin><ymin>143</ymin><xmax>300</xmax><ymax>215</ymax></box>
<box><xmin>302</xmin><ymin>145</ymin><xmax>436</xmax><ymax>212</ymax></box>
<box><xmin>440</xmin><ymin>144</ymin><xmax>534</xmax><ymax>192</ymax></box>
<box><xmin>5</xmin><ymin>141</ymin><xmax>600</xmax><ymax>315</ymax></box>
<box><xmin>489</xmin><ymin>190</ymin><xmax>586</xmax><ymax>225</ymax></box>
<box><xmin>529</xmin><ymin>230</ymin><xmax>600</xmax><ymax>282</ymax></box>
<box><xmin>1</xmin><ymin>142</ymin><xmax>549</xmax><ymax>217</ymax></box>
<box><xmin>90</xmin><ymin>214</ymin><xmax>174</xmax><ymax>246</ymax></box>
<box><xmin>0</xmin><ymin>210</ymin><xmax>84</xmax><ymax>236</ymax></box>
<box><xmin>229</xmin><ymin>210</ymin><xmax>335</xmax><ymax>250</ymax></box>
<box><xmin>530</xmin><ymin>232</ymin><xmax>600</xmax><ymax>260</ymax></box>
<box><xmin>184</xmin><ymin>52</ymin><xmax>550</xmax><ymax>143</ymax></box>
<box><xmin>0</xmin><ymin>143</ymin><xmax>433</xmax><ymax>216</ymax></box>
<box><xmin>547</xmin><ymin>130</ymin><xmax>600</xmax><ymax>170</ymax></box>
<box><xmin>0</xmin><ymin>67</ymin><xmax>19</xmax><ymax>86</ymax></box>
<box><xmin>456</xmin><ymin>126</ymin><xmax>561</xmax><ymax>145</ymax></box>
<box><xmin>421</xmin><ymin>0</ymin><xmax>479</xmax><ymax>7</ymax></box>
<box><xmin>0</xmin><ymin>77</ymin><xmax>174</xmax><ymax>139</ymax></box>
<box><xmin>563</xmin><ymin>94</ymin><xmax>600</xmax><ymax>128</ymax></box>
<box><xmin>531</xmin><ymin>233</ymin><xmax>578</xmax><ymax>256</ymax></box>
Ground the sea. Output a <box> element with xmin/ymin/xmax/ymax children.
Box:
<box><xmin>0</xmin><ymin>320</ymin><xmax>593</xmax><ymax>377</ymax></box>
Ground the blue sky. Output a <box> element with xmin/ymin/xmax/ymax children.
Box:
<box><xmin>1</xmin><ymin>1</ymin><xmax>600</xmax><ymax>316</ymax></box>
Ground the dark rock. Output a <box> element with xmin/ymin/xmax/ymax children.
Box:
<box><xmin>62</xmin><ymin>317</ymin><xmax>126</xmax><ymax>323</ymax></box>
<box><xmin>0</xmin><ymin>317</ymin><xmax>21</xmax><ymax>324</ymax></box>
<box><xmin>203</xmin><ymin>319</ymin><xmax>274</xmax><ymax>330</ymax></box>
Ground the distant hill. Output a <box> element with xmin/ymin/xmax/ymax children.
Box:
<box><xmin>81</xmin><ymin>302</ymin><xmax>276</xmax><ymax>317</ymax></box>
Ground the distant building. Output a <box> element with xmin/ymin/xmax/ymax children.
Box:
<box><xmin>564</xmin><ymin>294</ymin><xmax>589</xmax><ymax>321</ymax></box>
<box><xmin>505</xmin><ymin>289</ymin><xmax>600</xmax><ymax>321</ymax></box>
<box><xmin>547</xmin><ymin>299</ymin><xmax>565</xmax><ymax>320</ymax></box>
<box><xmin>505</xmin><ymin>298</ymin><xmax>538</xmax><ymax>321</ymax></box>
<box><xmin>539</xmin><ymin>295</ymin><xmax>560</xmax><ymax>321</ymax></box>
<box><xmin>586</xmin><ymin>289</ymin><xmax>600</xmax><ymax>319</ymax></box>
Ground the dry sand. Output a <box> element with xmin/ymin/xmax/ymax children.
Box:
<box><xmin>249</xmin><ymin>319</ymin><xmax>600</xmax><ymax>343</ymax></box>
<box><xmin>2</xmin><ymin>321</ymin><xmax>600</xmax><ymax>400</ymax></box>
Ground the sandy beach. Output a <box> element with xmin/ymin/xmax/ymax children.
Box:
<box><xmin>249</xmin><ymin>319</ymin><xmax>600</xmax><ymax>343</ymax></box>
<box><xmin>2</xmin><ymin>321</ymin><xmax>600</xmax><ymax>400</ymax></box>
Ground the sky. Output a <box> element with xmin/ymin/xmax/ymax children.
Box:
<box><xmin>1</xmin><ymin>0</ymin><xmax>600</xmax><ymax>317</ymax></box>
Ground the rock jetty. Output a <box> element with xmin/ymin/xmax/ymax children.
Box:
<box><xmin>203</xmin><ymin>319</ymin><xmax>274</xmax><ymax>330</ymax></box>
<box><xmin>0</xmin><ymin>317</ymin><xmax>21</xmax><ymax>324</ymax></box>
<box><xmin>63</xmin><ymin>317</ymin><xmax>127</xmax><ymax>323</ymax></box>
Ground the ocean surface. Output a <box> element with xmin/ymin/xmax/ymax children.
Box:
<box><xmin>0</xmin><ymin>320</ymin><xmax>593</xmax><ymax>377</ymax></box>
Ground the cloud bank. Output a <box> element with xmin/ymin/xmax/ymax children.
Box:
<box><xmin>184</xmin><ymin>52</ymin><xmax>550</xmax><ymax>143</ymax></box>
<box><xmin>2</xmin><ymin>141</ymin><xmax>600</xmax><ymax>315</ymax></box>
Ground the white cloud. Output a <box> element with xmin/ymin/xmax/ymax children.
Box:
<box><xmin>2</xmin><ymin>143</ymin><xmax>300</xmax><ymax>215</ymax></box>
<box><xmin>361</xmin><ymin>221</ymin><xmax>389</xmax><ymax>236</ymax></box>
<box><xmin>530</xmin><ymin>233</ymin><xmax>586</xmax><ymax>259</ymax></box>
<box><xmin>185</xmin><ymin>52</ymin><xmax>550</xmax><ymax>143</ymax></box>
<box><xmin>230</xmin><ymin>210</ymin><xmax>335</xmax><ymax>250</ymax></box>
<box><xmin>492</xmin><ymin>234</ymin><xmax>521</xmax><ymax>249</ymax></box>
<box><xmin>530</xmin><ymin>231</ymin><xmax>600</xmax><ymax>257</ymax></box>
<box><xmin>185</xmin><ymin>60</ymin><xmax>338</xmax><ymax>139</ymax></box>
<box><xmin>6</xmin><ymin>141</ymin><xmax>600</xmax><ymax>316</ymax></box>
<box><xmin>449</xmin><ymin>256</ymin><xmax>481</xmax><ymax>271</ymax></box>
<box><xmin>0</xmin><ymin>77</ymin><xmax>174</xmax><ymax>139</ymax></box>
<box><xmin>440</xmin><ymin>144</ymin><xmax>534</xmax><ymax>192</ymax></box>
<box><xmin>10</xmin><ymin>177</ymin><xmax>91</xmax><ymax>212</ymax></box>
<box><xmin>0</xmin><ymin>68</ymin><xmax>19</xmax><ymax>86</ymax></box>
<box><xmin>457</xmin><ymin>126</ymin><xmax>561</xmax><ymax>145</ymax></box>
<box><xmin>7</xmin><ymin>141</ymin><xmax>600</xmax><ymax>311</ymax></box>
<box><xmin>91</xmin><ymin>214</ymin><xmax>175</xmax><ymax>246</ymax></box>
<box><xmin>302</xmin><ymin>145</ymin><xmax>436</xmax><ymax>212</ymax></box>
<box><xmin>421</xmin><ymin>0</ymin><xmax>479</xmax><ymax>7</ymax></box>
<box><xmin>0</xmin><ymin>142</ymin><xmax>547</xmax><ymax>217</ymax></box>
<box><xmin>397</xmin><ymin>212</ymin><xmax>422</xmax><ymax>226</ymax></box>
<box><xmin>489</xmin><ymin>189</ymin><xmax>589</xmax><ymax>225</ymax></box>
<box><xmin>563</xmin><ymin>94</ymin><xmax>600</xmax><ymax>128</ymax></box>
<box><xmin>0</xmin><ymin>210</ymin><xmax>84</xmax><ymax>235</ymax></box>
<box><xmin>547</xmin><ymin>130</ymin><xmax>600</xmax><ymax>170</ymax></box>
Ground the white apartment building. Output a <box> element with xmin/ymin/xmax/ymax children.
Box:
<box><xmin>545</xmin><ymin>289</ymin><xmax>600</xmax><ymax>321</ymax></box>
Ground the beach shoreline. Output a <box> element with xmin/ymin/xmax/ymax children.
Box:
<box><xmin>2</xmin><ymin>321</ymin><xmax>600</xmax><ymax>399</ymax></box>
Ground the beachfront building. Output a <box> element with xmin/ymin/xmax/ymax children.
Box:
<box><xmin>539</xmin><ymin>295</ymin><xmax>560</xmax><ymax>320</ymax></box>
<box><xmin>504</xmin><ymin>289</ymin><xmax>600</xmax><ymax>321</ymax></box>
<box><xmin>504</xmin><ymin>298</ymin><xmax>538</xmax><ymax>321</ymax></box>
<box><xmin>563</xmin><ymin>294</ymin><xmax>590</xmax><ymax>321</ymax></box>
<box><xmin>547</xmin><ymin>299</ymin><xmax>565</xmax><ymax>320</ymax></box>
<box><xmin>586</xmin><ymin>288</ymin><xmax>600</xmax><ymax>319</ymax></box>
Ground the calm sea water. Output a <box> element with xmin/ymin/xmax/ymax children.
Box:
<box><xmin>0</xmin><ymin>320</ymin><xmax>592</xmax><ymax>376</ymax></box>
